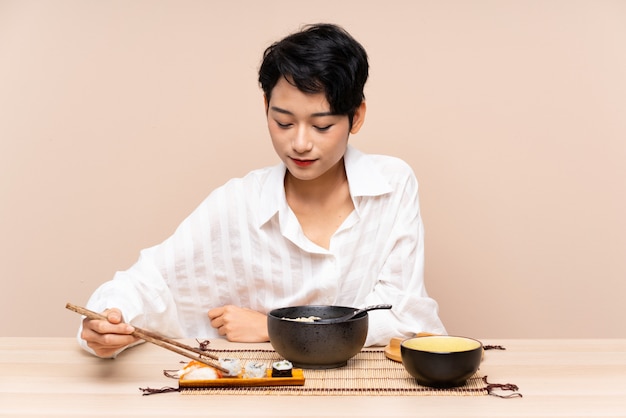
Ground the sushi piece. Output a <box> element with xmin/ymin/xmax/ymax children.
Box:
<box><xmin>178</xmin><ymin>360</ymin><xmax>222</xmax><ymax>380</ymax></box>
<box><xmin>218</xmin><ymin>357</ymin><xmax>242</xmax><ymax>377</ymax></box>
<box><xmin>271</xmin><ymin>360</ymin><xmax>293</xmax><ymax>378</ymax></box>
<box><xmin>244</xmin><ymin>361</ymin><xmax>267</xmax><ymax>378</ymax></box>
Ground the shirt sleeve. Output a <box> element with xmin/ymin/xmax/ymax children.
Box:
<box><xmin>77</xmin><ymin>244</ymin><xmax>185</xmax><ymax>356</ymax></box>
<box><xmin>362</xmin><ymin>169</ymin><xmax>446</xmax><ymax>346</ymax></box>
<box><xmin>75</xmin><ymin>170</ymin><xmax>269</xmax><ymax>356</ymax></box>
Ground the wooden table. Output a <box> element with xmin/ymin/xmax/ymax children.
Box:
<box><xmin>0</xmin><ymin>338</ymin><xmax>625</xmax><ymax>417</ymax></box>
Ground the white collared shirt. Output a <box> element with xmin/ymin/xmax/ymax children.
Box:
<box><xmin>80</xmin><ymin>146</ymin><xmax>445</xmax><ymax>353</ymax></box>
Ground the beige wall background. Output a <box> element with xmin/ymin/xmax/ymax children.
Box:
<box><xmin>1</xmin><ymin>0</ymin><xmax>624</xmax><ymax>339</ymax></box>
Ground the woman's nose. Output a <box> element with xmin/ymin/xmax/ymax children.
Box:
<box><xmin>291</xmin><ymin>127</ymin><xmax>313</xmax><ymax>153</ymax></box>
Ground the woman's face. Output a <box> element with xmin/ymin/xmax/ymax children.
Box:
<box><xmin>265</xmin><ymin>77</ymin><xmax>365</xmax><ymax>183</ymax></box>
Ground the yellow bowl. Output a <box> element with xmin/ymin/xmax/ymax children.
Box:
<box><xmin>400</xmin><ymin>335</ymin><xmax>483</xmax><ymax>388</ymax></box>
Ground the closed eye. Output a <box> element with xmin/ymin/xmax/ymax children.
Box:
<box><xmin>275</xmin><ymin>121</ymin><xmax>292</xmax><ymax>129</ymax></box>
<box><xmin>314</xmin><ymin>125</ymin><xmax>333</xmax><ymax>132</ymax></box>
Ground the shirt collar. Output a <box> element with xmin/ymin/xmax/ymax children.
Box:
<box><xmin>343</xmin><ymin>145</ymin><xmax>393</xmax><ymax>197</ymax></box>
<box><xmin>257</xmin><ymin>145</ymin><xmax>392</xmax><ymax>228</ymax></box>
<box><xmin>257</xmin><ymin>162</ymin><xmax>286</xmax><ymax>227</ymax></box>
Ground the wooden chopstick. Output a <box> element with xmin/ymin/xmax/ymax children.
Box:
<box><xmin>65</xmin><ymin>302</ymin><xmax>228</xmax><ymax>373</ymax></box>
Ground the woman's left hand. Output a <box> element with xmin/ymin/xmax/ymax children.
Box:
<box><xmin>208</xmin><ymin>305</ymin><xmax>270</xmax><ymax>342</ymax></box>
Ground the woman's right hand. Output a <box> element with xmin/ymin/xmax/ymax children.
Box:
<box><xmin>80</xmin><ymin>308</ymin><xmax>139</xmax><ymax>357</ymax></box>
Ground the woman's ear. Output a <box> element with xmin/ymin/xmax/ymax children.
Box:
<box><xmin>350</xmin><ymin>101</ymin><xmax>367</xmax><ymax>134</ymax></box>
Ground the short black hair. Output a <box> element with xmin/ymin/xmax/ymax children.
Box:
<box><xmin>259</xmin><ymin>23</ymin><xmax>369</xmax><ymax>125</ymax></box>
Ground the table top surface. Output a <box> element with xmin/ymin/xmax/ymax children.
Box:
<box><xmin>1</xmin><ymin>337</ymin><xmax>625</xmax><ymax>417</ymax></box>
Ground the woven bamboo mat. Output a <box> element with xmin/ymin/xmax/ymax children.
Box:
<box><xmin>180</xmin><ymin>349</ymin><xmax>488</xmax><ymax>396</ymax></box>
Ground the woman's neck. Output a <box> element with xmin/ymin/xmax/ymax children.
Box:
<box><xmin>284</xmin><ymin>158</ymin><xmax>354</xmax><ymax>249</ymax></box>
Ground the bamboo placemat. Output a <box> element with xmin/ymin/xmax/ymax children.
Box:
<box><xmin>180</xmin><ymin>349</ymin><xmax>489</xmax><ymax>396</ymax></box>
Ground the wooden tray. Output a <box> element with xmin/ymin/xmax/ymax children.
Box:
<box><xmin>179</xmin><ymin>368</ymin><xmax>305</xmax><ymax>388</ymax></box>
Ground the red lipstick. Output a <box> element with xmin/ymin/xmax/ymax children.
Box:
<box><xmin>292</xmin><ymin>158</ymin><xmax>315</xmax><ymax>167</ymax></box>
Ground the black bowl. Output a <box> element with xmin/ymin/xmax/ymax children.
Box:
<box><xmin>400</xmin><ymin>335</ymin><xmax>483</xmax><ymax>388</ymax></box>
<box><xmin>267</xmin><ymin>305</ymin><xmax>368</xmax><ymax>369</ymax></box>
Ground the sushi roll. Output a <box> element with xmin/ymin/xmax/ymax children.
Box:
<box><xmin>178</xmin><ymin>360</ymin><xmax>222</xmax><ymax>380</ymax></box>
<box><xmin>271</xmin><ymin>360</ymin><xmax>293</xmax><ymax>378</ymax></box>
<box><xmin>218</xmin><ymin>357</ymin><xmax>242</xmax><ymax>377</ymax></box>
<box><xmin>244</xmin><ymin>361</ymin><xmax>267</xmax><ymax>378</ymax></box>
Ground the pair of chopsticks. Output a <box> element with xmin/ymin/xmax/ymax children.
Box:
<box><xmin>65</xmin><ymin>302</ymin><xmax>229</xmax><ymax>373</ymax></box>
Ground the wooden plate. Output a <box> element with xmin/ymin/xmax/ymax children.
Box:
<box><xmin>384</xmin><ymin>337</ymin><xmax>404</xmax><ymax>362</ymax></box>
